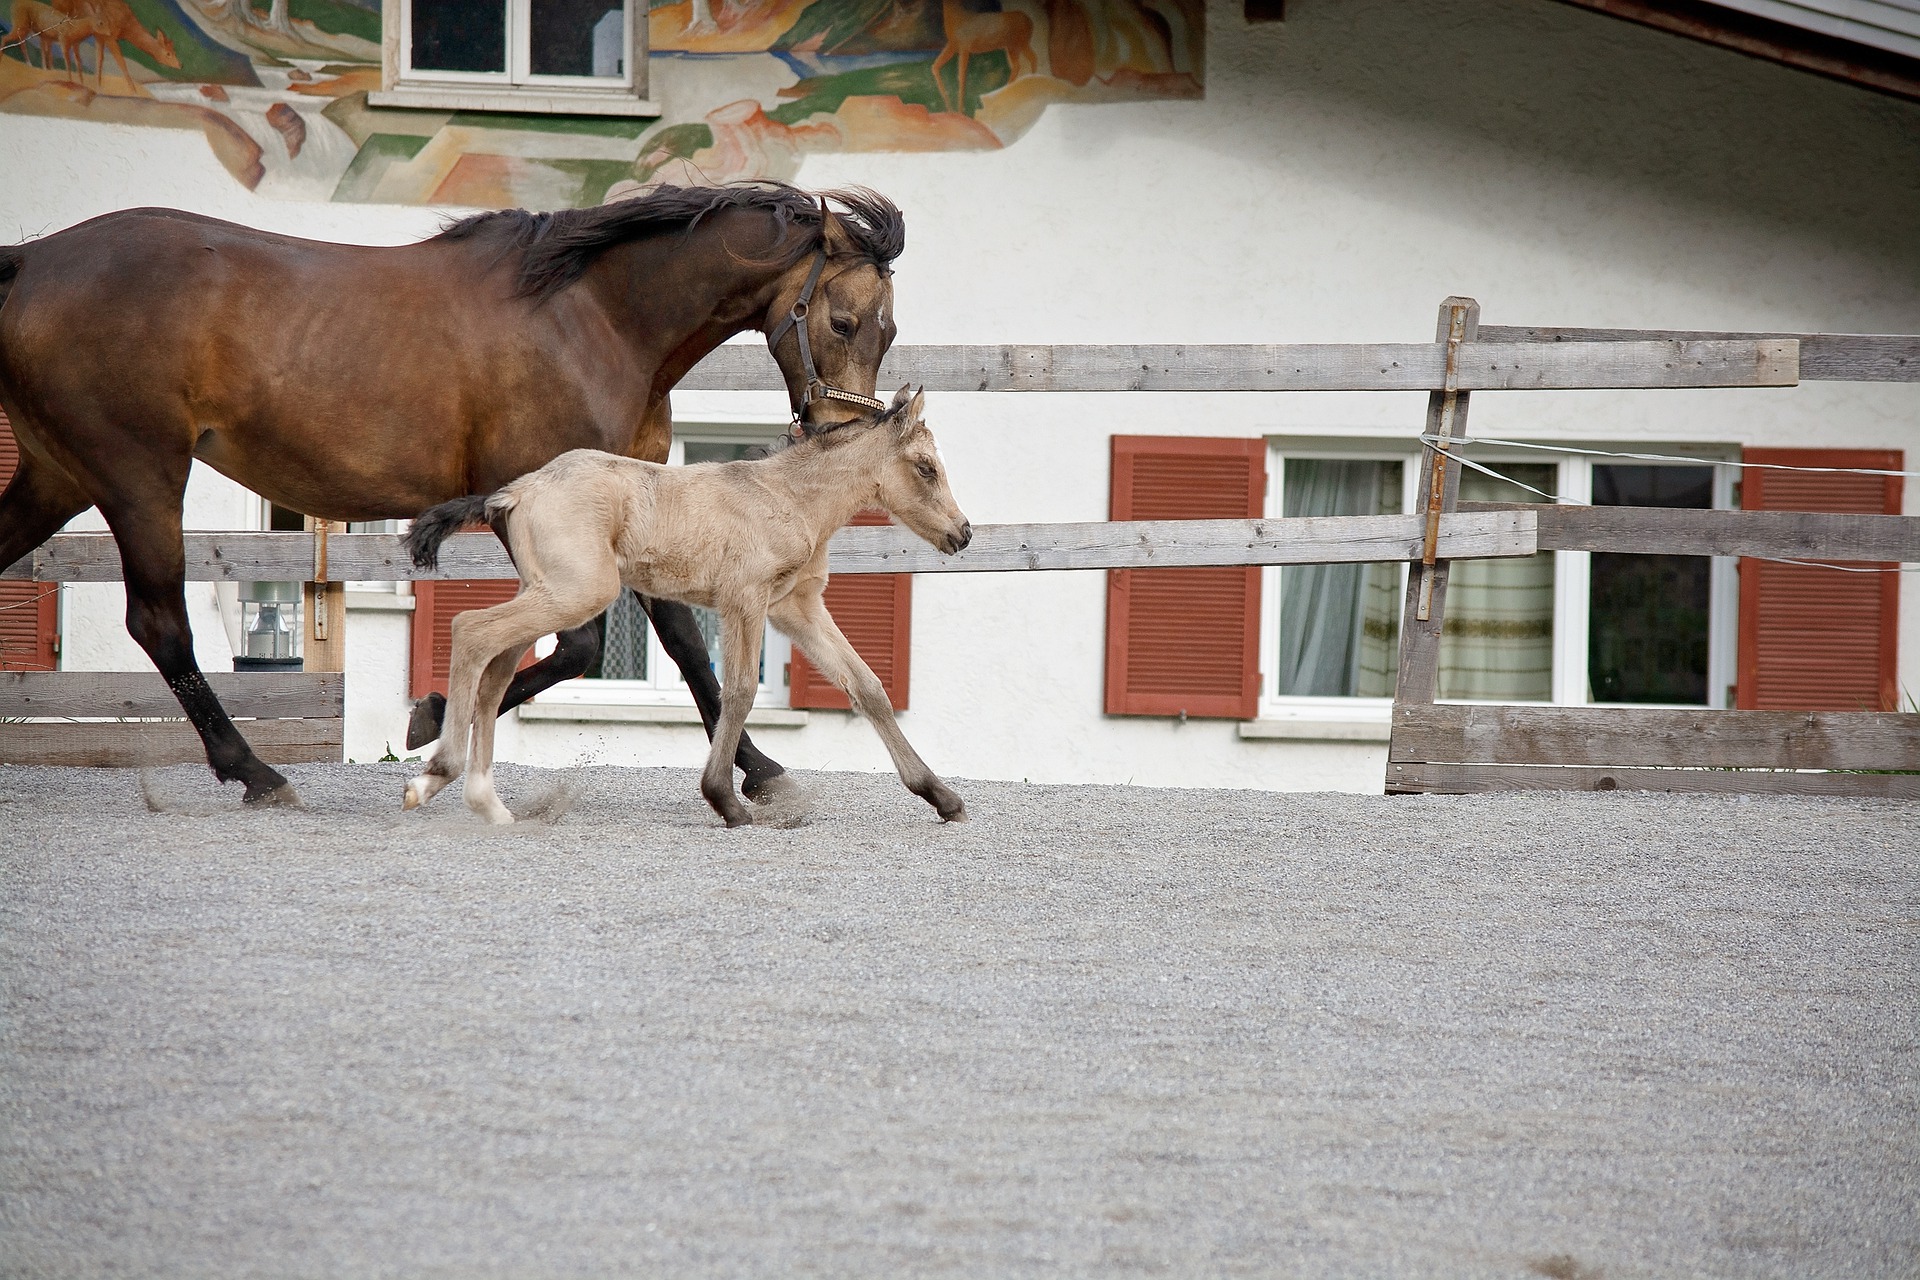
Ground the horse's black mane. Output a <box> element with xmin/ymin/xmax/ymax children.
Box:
<box><xmin>434</xmin><ymin>182</ymin><xmax>906</xmax><ymax>304</ymax></box>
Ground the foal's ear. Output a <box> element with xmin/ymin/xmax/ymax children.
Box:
<box><xmin>889</xmin><ymin>383</ymin><xmax>913</xmax><ymax>413</ymax></box>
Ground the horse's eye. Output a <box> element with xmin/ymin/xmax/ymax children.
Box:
<box><xmin>916</xmin><ymin>463</ymin><xmax>937</xmax><ymax>482</ymax></box>
<box><xmin>830</xmin><ymin>315</ymin><xmax>856</xmax><ymax>338</ymax></box>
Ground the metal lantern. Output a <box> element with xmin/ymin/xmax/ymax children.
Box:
<box><xmin>234</xmin><ymin>580</ymin><xmax>303</xmax><ymax>671</ymax></box>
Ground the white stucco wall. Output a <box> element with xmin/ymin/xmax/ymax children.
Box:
<box><xmin>4</xmin><ymin>0</ymin><xmax>1917</xmax><ymax>792</ymax></box>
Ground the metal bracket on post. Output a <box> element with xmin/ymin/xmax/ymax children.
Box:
<box><xmin>311</xmin><ymin>518</ymin><xmax>331</xmax><ymax>641</ymax></box>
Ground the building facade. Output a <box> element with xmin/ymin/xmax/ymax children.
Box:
<box><xmin>3</xmin><ymin>0</ymin><xmax>1917</xmax><ymax>792</ymax></box>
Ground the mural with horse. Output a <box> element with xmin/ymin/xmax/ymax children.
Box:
<box><xmin>0</xmin><ymin>182</ymin><xmax>903</xmax><ymax>806</ymax></box>
<box><xmin>0</xmin><ymin>0</ymin><xmax>1200</xmax><ymax>205</ymax></box>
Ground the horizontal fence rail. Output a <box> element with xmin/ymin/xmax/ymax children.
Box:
<box><xmin>3</xmin><ymin>512</ymin><xmax>1541</xmax><ymax>582</ymax></box>
<box><xmin>1477</xmin><ymin>326</ymin><xmax>1918</xmax><ymax>382</ymax></box>
<box><xmin>678</xmin><ymin>339</ymin><xmax>1800</xmax><ymax>393</ymax></box>
<box><xmin>1386</xmin><ymin>704</ymin><xmax>1920</xmax><ymax>799</ymax></box>
<box><xmin>1462</xmin><ymin>503</ymin><xmax>1920</xmax><ymax>561</ymax></box>
<box><xmin>0</xmin><ymin>671</ymin><xmax>344</xmax><ymax>769</ymax></box>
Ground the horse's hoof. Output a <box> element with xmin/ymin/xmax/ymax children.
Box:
<box><xmin>244</xmin><ymin>780</ymin><xmax>302</xmax><ymax>807</ymax></box>
<box><xmin>936</xmin><ymin>794</ymin><xmax>967</xmax><ymax>823</ymax></box>
<box><xmin>723</xmin><ymin>810</ymin><xmax>753</xmax><ymax>829</ymax></box>
<box><xmin>405</xmin><ymin>693</ymin><xmax>446</xmax><ymax>751</ymax></box>
<box><xmin>744</xmin><ymin>770</ymin><xmax>799</xmax><ymax>805</ymax></box>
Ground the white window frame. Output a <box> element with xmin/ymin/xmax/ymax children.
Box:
<box><xmin>1255</xmin><ymin>437</ymin><xmax>1740</xmax><ymax>727</ymax></box>
<box><xmin>528</xmin><ymin>417</ymin><xmax>794</xmax><ymax>713</ymax></box>
<box><xmin>371</xmin><ymin>0</ymin><xmax>658</xmax><ymax>117</ymax></box>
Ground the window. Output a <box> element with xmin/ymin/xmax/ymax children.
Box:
<box><xmin>1259</xmin><ymin>441</ymin><xmax>1740</xmax><ymax>722</ymax></box>
<box><xmin>372</xmin><ymin>0</ymin><xmax>655</xmax><ymax>116</ymax></box>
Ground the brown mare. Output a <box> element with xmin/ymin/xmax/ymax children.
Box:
<box><xmin>0</xmin><ymin>183</ymin><xmax>903</xmax><ymax>805</ymax></box>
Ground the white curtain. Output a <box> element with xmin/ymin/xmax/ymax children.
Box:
<box><xmin>1438</xmin><ymin>465</ymin><xmax>1556</xmax><ymax>701</ymax></box>
<box><xmin>1277</xmin><ymin>460</ymin><xmax>1402</xmax><ymax>697</ymax></box>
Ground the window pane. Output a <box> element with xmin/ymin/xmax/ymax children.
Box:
<box><xmin>1438</xmin><ymin>464</ymin><xmax>1555</xmax><ymax>701</ymax></box>
<box><xmin>592</xmin><ymin>589</ymin><xmax>648</xmax><ymax>680</ymax></box>
<box><xmin>411</xmin><ymin>0</ymin><xmax>506</xmax><ymax>73</ymax></box>
<box><xmin>530</xmin><ymin>0</ymin><xmax>626</xmax><ymax>77</ymax></box>
<box><xmin>1276</xmin><ymin>459</ymin><xmax>1402</xmax><ymax>696</ymax></box>
<box><xmin>1589</xmin><ymin>464</ymin><xmax>1713</xmax><ymax>704</ymax></box>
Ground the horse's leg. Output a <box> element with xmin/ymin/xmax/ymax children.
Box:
<box><xmin>97</xmin><ymin>496</ymin><xmax>296</xmax><ymax>804</ymax></box>
<box><xmin>0</xmin><ymin>457</ymin><xmax>91</xmax><ymax>575</ymax></box>
<box><xmin>698</xmin><ymin>601</ymin><xmax>767</xmax><ymax>828</ymax></box>
<box><xmin>641</xmin><ymin>594</ymin><xmax>794</xmax><ymax>804</ymax></box>
<box><xmin>462</xmin><ymin>642</ymin><xmax>531</xmax><ymax>826</ymax></box>
<box><xmin>405</xmin><ymin>618</ymin><xmax>601</xmax><ymax>750</ymax></box>
<box><xmin>772</xmin><ymin>590</ymin><xmax>965</xmax><ymax>822</ymax></box>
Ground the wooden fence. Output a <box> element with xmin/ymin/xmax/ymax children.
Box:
<box><xmin>3</xmin><ymin>299</ymin><xmax>1916</xmax><ymax>792</ymax></box>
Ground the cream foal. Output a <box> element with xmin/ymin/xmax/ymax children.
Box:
<box><xmin>401</xmin><ymin>387</ymin><xmax>971</xmax><ymax>828</ymax></box>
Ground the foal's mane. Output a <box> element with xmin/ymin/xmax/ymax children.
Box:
<box><xmin>434</xmin><ymin>182</ymin><xmax>906</xmax><ymax>304</ymax></box>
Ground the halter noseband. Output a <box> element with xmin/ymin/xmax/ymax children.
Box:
<box><xmin>766</xmin><ymin>245</ymin><xmax>887</xmax><ymax>427</ymax></box>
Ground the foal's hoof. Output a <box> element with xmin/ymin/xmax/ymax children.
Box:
<box><xmin>244</xmin><ymin>780</ymin><xmax>302</xmax><ymax>808</ymax></box>
<box><xmin>405</xmin><ymin>693</ymin><xmax>447</xmax><ymax>750</ymax></box>
<box><xmin>403</xmin><ymin>777</ymin><xmax>431</xmax><ymax>810</ymax></box>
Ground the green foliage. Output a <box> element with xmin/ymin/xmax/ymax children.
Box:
<box><xmin>769</xmin><ymin>54</ymin><xmax>1012</xmax><ymax>124</ymax></box>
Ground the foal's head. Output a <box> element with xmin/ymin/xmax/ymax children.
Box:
<box><xmin>852</xmin><ymin>387</ymin><xmax>971</xmax><ymax>556</ymax></box>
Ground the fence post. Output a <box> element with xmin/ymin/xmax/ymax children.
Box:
<box><xmin>303</xmin><ymin>517</ymin><xmax>346</xmax><ymax>674</ymax></box>
<box><xmin>1392</xmin><ymin>297</ymin><xmax>1478</xmax><ymax>707</ymax></box>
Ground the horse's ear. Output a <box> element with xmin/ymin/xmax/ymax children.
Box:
<box><xmin>820</xmin><ymin>199</ymin><xmax>861</xmax><ymax>259</ymax></box>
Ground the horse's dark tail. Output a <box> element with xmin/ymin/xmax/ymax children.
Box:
<box><xmin>406</xmin><ymin>494</ymin><xmax>495</xmax><ymax>570</ymax></box>
<box><xmin>0</xmin><ymin>247</ymin><xmax>22</xmax><ymax>311</ymax></box>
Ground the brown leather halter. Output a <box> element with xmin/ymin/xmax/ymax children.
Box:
<box><xmin>766</xmin><ymin>245</ymin><xmax>888</xmax><ymax>427</ymax></box>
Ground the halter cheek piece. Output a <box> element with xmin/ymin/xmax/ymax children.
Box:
<box><xmin>766</xmin><ymin>245</ymin><xmax>888</xmax><ymax>429</ymax></box>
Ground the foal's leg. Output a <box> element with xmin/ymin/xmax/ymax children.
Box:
<box><xmin>698</xmin><ymin>602</ymin><xmax>769</xmax><ymax>829</ymax></box>
<box><xmin>462</xmin><ymin>642</ymin><xmax>531</xmax><ymax>825</ymax></box>
<box><xmin>771</xmin><ymin>591</ymin><xmax>965</xmax><ymax>822</ymax></box>
<box><xmin>643</xmin><ymin>595</ymin><xmax>793</xmax><ymax>803</ymax></box>
<box><xmin>405</xmin><ymin>619</ymin><xmax>601</xmax><ymax>751</ymax></box>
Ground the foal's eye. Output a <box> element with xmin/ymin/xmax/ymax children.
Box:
<box><xmin>830</xmin><ymin>315</ymin><xmax>856</xmax><ymax>338</ymax></box>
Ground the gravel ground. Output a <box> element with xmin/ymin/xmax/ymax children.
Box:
<box><xmin>0</xmin><ymin>761</ymin><xmax>1914</xmax><ymax>1279</ymax></box>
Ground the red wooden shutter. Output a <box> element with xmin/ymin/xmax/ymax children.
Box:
<box><xmin>409</xmin><ymin>578</ymin><xmax>523</xmax><ymax>698</ymax></box>
<box><xmin>1738</xmin><ymin>448</ymin><xmax>1902</xmax><ymax>711</ymax></box>
<box><xmin>789</xmin><ymin>509</ymin><xmax>911</xmax><ymax>710</ymax></box>
<box><xmin>0</xmin><ymin>407</ymin><xmax>58</xmax><ymax>671</ymax></box>
<box><xmin>1105</xmin><ymin>435</ymin><xmax>1265</xmax><ymax>718</ymax></box>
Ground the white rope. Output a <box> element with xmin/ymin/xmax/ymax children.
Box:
<box><xmin>1421</xmin><ymin>442</ymin><xmax>1919</xmax><ymax>572</ymax></box>
<box><xmin>1420</xmin><ymin>434</ymin><xmax>1919</xmax><ymax>478</ymax></box>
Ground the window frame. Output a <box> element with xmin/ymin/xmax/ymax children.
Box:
<box><xmin>1256</xmin><ymin>437</ymin><xmax>1741</xmax><ymax>724</ymax></box>
<box><xmin>372</xmin><ymin>0</ymin><xmax>658</xmax><ymax>118</ymax></box>
<box><xmin>528</xmin><ymin>418</ymin><xmax>794</xmax><ymax>712</ymax></box>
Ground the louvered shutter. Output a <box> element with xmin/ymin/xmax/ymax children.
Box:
<box><xmin>409</xmin><ymin>578</ymin><xmax>523</xmax><ymax>698</ymax></box>
<box><xmin>1737</xmin><ymin>448</ymin><xmax>1901</xmax><ymax>711</ymax></box>
<box><xmin>789</xmin><ymin>509</ymin><xmax>911</xmax><ymax>710</ymax></box>
<box><xmin>1105</xmin><ymin>436</ymin><xmax>1265</xmax><ymax>718</ymax></box>
<box><xmin>0</xmin><ymin>408</ymin><xmax>58</xmax><ymax>671</ymax></box>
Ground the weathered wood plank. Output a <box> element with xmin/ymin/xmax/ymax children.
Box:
<box><xmin>1460</xmin><ymin>503</ymin><xmax>1920</xmax><ymax>562</ymax></box>
<box><xmin>1478</xmin><ymin>326</ymin><xmax>1919</xmax><ymax>383</ymax></box>
<box><xmin>1386</xmin><ymin>761</ymin><xmax>1920</xmax><ymax>798</ymax></box>
<box><xmin>0</xmin><ymin>671</ymin><xmax>344</xmax><ymax>719</ymax></box>
<box><xmin>823</xmin><ymin>511</ymin><xmax>1538</xmax><ymax>573</ymax></box>
<box><xmin>679</xmin><ymin>340</ymin><xmax>1798</xmax><ymax>393</ymax></box>
<box><xmin>1389</xmin><ymin>704</ymin><xmax>1920</xmax><ymax>770</ymax></box>
<box><xmin>1393</xmin><ymin>298</ymin><xmax>1478</xmax><ymax>706</ymax></box>
<box><xmin>0</xmin><ymin>718</ymin><xmax>344</xmax><ymax>768</ymax></box>
<box><xmin>9</xmin><ymin>515</ymin><xmax>1540</xmax><ymax>582</ymax></box>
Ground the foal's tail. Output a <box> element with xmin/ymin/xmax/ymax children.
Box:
<box><xmin>406</xmin><ymin>493</ymin><xmax>500</xmax><ymax>570</ymax></box>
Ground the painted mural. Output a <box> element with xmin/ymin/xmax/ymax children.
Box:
<box><xmin>0</xmin><ymin>0</ymin><xmax>1202</xmax><ymax>207</ymax></box>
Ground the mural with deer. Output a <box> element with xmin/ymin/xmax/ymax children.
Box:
<box><xmin>0</xmin><ymin>0</ymin><xmax>1202</xmax><ymax>204</ymax></box>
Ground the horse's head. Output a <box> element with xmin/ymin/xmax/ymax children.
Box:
<box><xmin>870</xmin><ymin>386</ymin><xmax>971</xmax><ymax>556</ymax></box>
<box><xmin>765</xmin><ymin>194</ymin><xmax>901</xmax><ymax>430</ymax></box>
